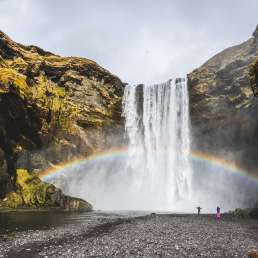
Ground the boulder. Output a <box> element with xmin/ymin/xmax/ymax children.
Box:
<box><xmin>0</xmin><ymin>169</ymin><xmax>92</xmax><ymax>211</ymax></box>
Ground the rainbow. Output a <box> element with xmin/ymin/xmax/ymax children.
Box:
<box><xmin>191</xmin><ymin>151</ymin><xmax>258</xmax><ymax>183</ymax></box>
<box><xmin>39</xmin><ymin>147</ymin><xmax>128</xmax><ymax>180</ymax></box>
<box><xmin>39</xmin><ymin>147</ymin><xmax>258</xmax><ymax>184</ymax></box>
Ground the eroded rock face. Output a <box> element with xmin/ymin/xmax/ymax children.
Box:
<box><xmin>250</xmin><ymin>56</ymin><xmax>258</xmax><ymax>96</ymax></box>
<box><xmin>0</xmin><ymin>31</ymin><xmax>124</xmax><ymax>204</ymax></box>
<box><xmin>188</xmin><ymin>25</ymin><xmax>258</xmax><ymax>170</ymax></box>
<box><xmin>0</xmin><ymin>148</ymin><xmax>11</xmax><ymax>198</ymax></box>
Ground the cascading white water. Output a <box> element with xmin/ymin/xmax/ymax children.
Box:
<box><xmin>47</xmin><ymin>79</ymin><xmax>194</xmax><ymax>211</ymax></box>
<box><xmin>122</xmin><ymin>79</ymin><xmax>192</xmax><ymax>210</ymax></box>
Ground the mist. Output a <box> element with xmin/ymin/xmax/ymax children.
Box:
<box><xmin>44</xmin><ymin>80</ymin><xmax>258</xmax><ymax>212</ymax></box>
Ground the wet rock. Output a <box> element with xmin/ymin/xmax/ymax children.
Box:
<box><xmin>0</xmin><ymin>169</ymin><xmax>92</xmax><ymax>211</ymax></box>
<box><xmin>250</xmin><ymin>207</ymin><xmax>258</xmax><ymax>218</ymax></box>
<box><xmin>0</xmin><ymin>148</ymin><xmax>11</xmax><ymax>198</ymax></box>
<box><xmin>62</xmin><ymin>196</ymin><xmax>92</xmax><ymax>211</ymax></box>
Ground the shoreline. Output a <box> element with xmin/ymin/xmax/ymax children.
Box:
<box><xmin>0</xmin><ymin>207</ymin><xmax>94</xmax><ymax>213</ymax></box>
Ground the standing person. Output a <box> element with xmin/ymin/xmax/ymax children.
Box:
<box><xmin>196</xmin><ymin>206</ymin><xmax>202</xmax><ymax>215</ymax></box>
<box><xmin>216</xmin><ymin>206</ymin><xmax>221</xmax><ymax>220</ymax></box>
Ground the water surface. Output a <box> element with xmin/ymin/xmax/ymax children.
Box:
<box><xmin>0</xmin><ymin>210</ymin><xmax>147</xmax><ymax>234</ymax></box>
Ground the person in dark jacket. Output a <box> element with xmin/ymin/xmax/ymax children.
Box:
<box><xmin>196</xmin><ymin>206</ymin><xmax>202</xmax><ymax>215</ymax></box>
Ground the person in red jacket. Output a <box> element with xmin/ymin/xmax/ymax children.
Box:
<box><xmin>216</xmin><ymin>206</ymin><xmax>221</xmax><ymax>219</ymax></box>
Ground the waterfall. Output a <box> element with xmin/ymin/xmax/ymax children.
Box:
<box><xmin>46</xmin><ymin>79</ymin><xmax>194</xmax><ymax>211</ymax></box>
<box><xmin>122</xmin><ymin>79</ymin><xmax>192</xmax><ymax>210</ymax></box>
<box><xmin>44</xmin><ymin>78</ymin><xmax>258</xmax><ymax>212</ymax></box>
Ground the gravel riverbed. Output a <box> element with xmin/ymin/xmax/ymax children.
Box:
<box><xmin>0</xmin><ymin>214</ymin><xmax>258</xmax><ymax>257</ymax></box>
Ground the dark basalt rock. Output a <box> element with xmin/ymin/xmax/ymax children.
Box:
<box><xmin>0</xmin><ymin>149</ymin><xmax>11</xmax><ymax>199</ymax></box>
<box><xmin>253</xmin><ymin>25</ymin><xmax>258</xmax><ymax>41</ymax></box>
<box><xmin>0</xmin><ymin>92</ymin><xmax>42</xmax><ymax>196</ymax></box>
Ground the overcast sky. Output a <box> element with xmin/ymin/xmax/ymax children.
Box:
<box><xmin>0</xmin><ymin>0</ymin><xmax>257</xmax><ymax>84</ymax></box>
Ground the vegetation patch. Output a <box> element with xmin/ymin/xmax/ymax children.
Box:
<box><xmin>0</xmin><ymin>67</ymin><xmax>28</xmax><ymax>96</ymax></box>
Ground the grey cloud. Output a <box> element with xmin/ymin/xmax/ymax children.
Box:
<box><xmin>0</xmin><ymin>0</ymin><xmax>257</xmax><ymax>84</ymax></box>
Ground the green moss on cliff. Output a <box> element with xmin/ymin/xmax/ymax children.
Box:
<box><xmin>5</xmin><ymin>192</ymin><xmax>23</xmax><ymax>208</ymax></box>
<box><xmin>16</xmin><ymin>169</ymin><xmax>49</xmax><ymax>207</ymax></box>
<box><xmin>0</xmin><ymin>68</ymin><xmax>28</xmax><ymax>96</ymax></box>
<box><xmin>0</xmin><ymin>31</ymin><xmax>123</xmax><ymax>140</ymax></box>
<box><xmin>1</xmin><ymin>169</ymin><xmax>51</xmax><ymax>208</ymax></box>
<box><xmin>1</xmin><ymin>169</ymin><xmax>93</xmax><ymax>211</ymax></box>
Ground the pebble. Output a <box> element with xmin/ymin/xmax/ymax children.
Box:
<box><xmin>0</xmin><ymin>215</ymin><xmax>258</xmax><ymax>257</ymax></box>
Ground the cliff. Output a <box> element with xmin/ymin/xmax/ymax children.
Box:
<box><xmin>250</xmin><ymin>55</ymin><xmax>258</xmax><ymax>96</ymax></box>
<box><xmin>0</xmin><ymin>31</ymin><xmax>124</xmax><ymax>209</ymax></box>
<box><xmin>188</xmin><ymin>25</ymin><xmax>258</xmax><ymax>170</ymax></box>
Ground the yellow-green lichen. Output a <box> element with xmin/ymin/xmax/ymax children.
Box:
<box><xmin>16</xmin><ymin>168</ymin><xmax>49</xmax><ymax>207</ymax></box>
<box><xmin>0</xmin><ymin>56</ymin><xmax>8</xmax><ymax>68</ymax></box>
<box><xmin>5</xmin><ymin>192</ymin><xmax>23</xmax><ymax>208</ymax></box>
<box><xmin>7</xmin><ymin>57</ymin><xmax>28</xmax><ymax>71</ymax></box>
<box><xmin>0</xmin><ymin>67</ymin><xmax>28</xmax><ymax>96</ymax></box>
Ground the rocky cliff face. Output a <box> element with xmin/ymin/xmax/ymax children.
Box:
<box><xmin>250</xmin><ymin>55</ymin><xmax>258</xmax><ymax>97</ymax></box>
<box><xmin>0</xmin><ymin>31</ymin><xmax>124</xmax><ymax>207</ymax></box>
<box><xmin>188</xmin><ymin>25</ymin><xmax>258</xmax><ymax>170</ymax></box>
